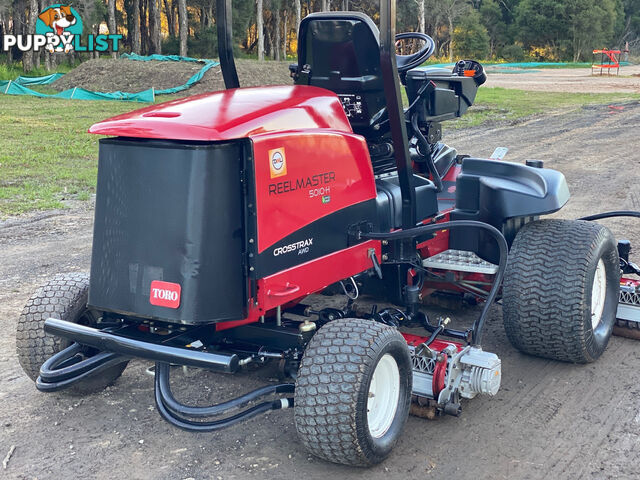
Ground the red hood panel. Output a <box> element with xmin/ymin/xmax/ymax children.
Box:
<box><xmin>88</xmin><ymin>86</ymin><xmax>353</xmax><ymax>141</ymax></box>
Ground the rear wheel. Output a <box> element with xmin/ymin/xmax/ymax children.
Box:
<box><xmin>502</xmin><ymin>220</ymin><xmax>619</xmax><ymax>363</ymax></box>
<box><xmin>16</xmin><ymin>273</ymin><xmax>128</xmax><ymax>394</ymax></box>
<box><xmin>294</xmin><ymin>318</ymin><xmax>412</xmax><ymax>466</ymax></box>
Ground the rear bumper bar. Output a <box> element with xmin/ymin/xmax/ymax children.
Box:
<box><xmin>39</xmin><ymin>318</ymin><xmax>295</xmax><ymax>431</ymax></box>
<box><xmin>43</xmin><ymin>318</ymin><xmax>240</xmax><ymax>373</ymax></box>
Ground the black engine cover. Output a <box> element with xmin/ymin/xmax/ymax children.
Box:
<box><xmin>89</xmin><ymin>138</ymin><xmax>247</xmax><ymax>324</ymax></box>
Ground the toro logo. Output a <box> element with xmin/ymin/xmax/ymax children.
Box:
<box><xmin>149</xmin><ymin>280</ymin><xmax>181</xmax><ymax>309</ymax></box>
<box><xmin>269</xmin><ymin>147</ymin><xmax>287</xmax><ymax>179</ymax></box>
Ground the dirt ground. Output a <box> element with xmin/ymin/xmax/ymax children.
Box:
<box><xmin>52</xmin><ymin>58</ymin><xmax>293</xmax><ymax>94</ymax></box>
<box><xmin>486</xmin><ymin>64</ymin><xmax>640</xmax><ymax>93</ymax></box>
<box><xmin>1</xmin><ymin>103</ymin><xmax>640</xmax><ymax>480</ymax></box>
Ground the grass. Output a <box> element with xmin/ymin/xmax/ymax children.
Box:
<box><xmin>0</xmin><ymin>62</ymin><xmax>77</xmax><ymax>81</ymax></box>
<box><xmin>0</xmin><ymin>96</ymin><xmax>138</xmax><ymax>215</ymax></box>
<box><xmin>1</xmin><ymin>87</ymin><xmax>639</xmax><ymax>216</ymax></box>
<box><xmin>446</xmin><ymin>88</ymin><xmax>640</xmax><ymax>129</ymax></box>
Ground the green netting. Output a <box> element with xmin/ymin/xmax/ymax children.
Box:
<box><xmin>12</xmin><ymin>73</ymin><xmax>65</xmax><ymax>85</ymax></box>
<box><xmin>484</xmin><ymin>69</ymin><xmax>540</xmax><ymax>74</ymax></box>
<box><xmin>426</xmin><ymin>61</ymin><xmax>632</xmax><ymax>70</ymax></box>
<box><xmin>0</xmin><ymin>80</ymin><xmax>156</xmax><ymax>101</ymax></box>
<box><xmin>119</xmin><ymin>54</ymin><xmax>219</xmax><ymax>95</ymax></box>
<box><xmin>488</xmin><ymin>62</ymin><xmax>591</xmax><ymax>68</ymax></box>
<box><xmin>121</xmin><ymin>53</ymin><xmax>205</xmax><ymax>63</ymax></box>
<box><xmin>0</xmin><ymin>54</ymin><xmax>219</xmax><ymax>102</ymax></box>
<box><xmin>492</xmin><ymin>61</ymin><xmax>632</xmax><ymax>68</ymax></box>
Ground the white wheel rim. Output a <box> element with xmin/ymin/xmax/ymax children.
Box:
<box><xmin>591</xmin><ymin>259</ymin><xmax>607</xmax><ymax>330</ymax></box>
<box><xmin>367</xmin><ymin>353</ymin><xmax>400</xmax><ymax>439</ymax></box>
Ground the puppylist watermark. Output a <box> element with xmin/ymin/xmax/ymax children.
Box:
<box><xmin>1</xmin><ymin>4</ymin><xmax>122</xmax><ymax>54</ymax></box>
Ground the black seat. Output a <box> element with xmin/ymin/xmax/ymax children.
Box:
<box><xmin>294</xmin><ymin>12</ymin><xmax>385</xmax><ymax>135</ymax></box>
<box><xmin>294</xmin><ymin>12</ymin><xmax>440</xmax><ymax>227</ymax></box>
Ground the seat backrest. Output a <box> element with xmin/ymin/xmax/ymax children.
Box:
<box><xmin>294</xmin><ymin>12</ymin><xmax>386</xmax><ymax>134</ymax></box>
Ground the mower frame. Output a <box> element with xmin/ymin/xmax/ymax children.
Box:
<box><xmin>17</xmin><ymin>0</ymin><xmax>640</xmax><ymax>467</ymax></box>
<box><xmin>30</xmin><ymin>0</ymin><xmax>560</xmax><ymax>409</ymax></box>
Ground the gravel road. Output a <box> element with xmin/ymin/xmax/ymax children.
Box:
<box><xmin>485</xmin><ymin>64</ymin><xmax>640</xmax><ymax>93</ymax></box>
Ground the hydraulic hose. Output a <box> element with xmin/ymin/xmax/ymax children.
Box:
<box><xmin>362</xmin><ymin>220</ymin><xmax>508</xmax><ymax>346</ymax></box>
<box><xmin>579</xmin><ymin>210</ymin><xmax>640</xmax><ymax>276</ymax></box>
<box><xmin>153</xmin><ymin>362</ymin><xmax>294</xmax><ymax>432</ymax></box>
<box><xmin>423</xmin><ymin>324</ymin><xmax>445</xmax><ymax>346</ymax></box>
<box><xmin>155</xmin><ymin>385</ymin><xmax>291</xmax><ymax>433</ymax></box>
<box><xmin>156</xmin><ymin>362</ymin><xmax>294</xmax><ymax>418</ymax></box>
<box><xmin>36</xmin><ymin>342</ymin><xmax>129</xmax><ymax>392</ymax></box>
<box><xmin>411</xmin><ymin>112</ymin><xmax>444</xmax><ymax>193</ymax></box>
<box><xmin>578</xmin><ymin>210</ymin><xmax>640</xmax><ymax>221</ymax></box>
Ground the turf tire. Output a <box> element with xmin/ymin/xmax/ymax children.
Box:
<box><xmin>16</xmin><ymin>272</ymin><xmax>128</xmax><ymax>394</ymax></box>
<box><xmin>502</xmin><ymin>219</ymin><xmax>619</xmax><ymax>363</ymax></box>
<box><xmin>294</xmin><ymin>318</ymin><xmax>412</xmax><ymax>466</ymax></box>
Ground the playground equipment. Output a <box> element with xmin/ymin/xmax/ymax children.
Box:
<box><xmin>592</xmin><ymin>49</ymin><xmax>621</xmax><ymax>75</ymax></box>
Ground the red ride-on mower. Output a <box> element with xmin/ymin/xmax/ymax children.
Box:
<box><xmin>16</xmin><ymin>0</ymin><xmax>640</xmax><ymax>467</ymax></box>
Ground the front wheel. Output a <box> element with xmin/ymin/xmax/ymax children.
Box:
<box><xmin>294</xmin><ymin>318</ymin><xmax>412</xmax><ymax>466</ymax></box>
<box><xmin>16</xmin><ymin>273</ymin><xmax>128</xmax><ymax>394</ymax></box>
<box><xmin>502</xmin><ymin>219</ymin><xmax>620</xmax><ymax>363</ymax></box>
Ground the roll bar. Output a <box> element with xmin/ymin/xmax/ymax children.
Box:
<box><xmin>378</xmin><ymin>1</ymin><xmax>416</xmax><ymax>230</ymax></box>
<box><xmin>216</xmin><ymin>0</ymin><xmax>240</xmax><ymax>89</ymax></box>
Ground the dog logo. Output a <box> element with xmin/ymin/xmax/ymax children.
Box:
<box><xmin>36</xmin><ymin>4</ymin><xmax>82</xmax><ymax>53</ymax></box>
<box><xmin>2</xmin><ymin>4</ymin><xmax>121</xmax><ymax>54</ymax></box>
<box><xmin>269</xmin><ymin>148</ymin><xmax>287</xmax><ymax>179</ymax></box>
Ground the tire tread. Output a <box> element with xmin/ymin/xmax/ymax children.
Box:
<box><xmin>16</xmin><ymin>272</ymin><xmax>126</xmax><ymax>393</ymax></box>
<box><xmin>294</xmin><ymin>319</ymin><xmax>409</xmax><ymax>466</ymax></box>
<box><xmin>502</xmin><ymin>219</ymin><xmax>618</xmax><ymax>363</ymax></box>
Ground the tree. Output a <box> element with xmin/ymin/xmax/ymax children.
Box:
<box><xmin>178</xmin><ymin>0</ymin><xmax>187</xmax><ymax>55</ymax></box>
<box><xmin>164</xmin><ymin>0</ymin><xmax>176</xmax><ymax>37</ymax></box>
<box><xmin>149</xmin><ymin>0</ymin><xmax>162</xmax><ymax>53</ymax></box>
<box><xmin>515</xmin><ymin>0</ymin><xmax>570</xmax><ymax>58</ymax></box>
<box><xmin>479</xmin><ymin>0</ymin><xmax>505</xmax><ymax>57</ymax></box>
<box><xmin>283</xmin><ymin>7</ymin><xmax>288</xmax><ymax>58</ymax></box>
<box><xmin>415</xmin><ymin>0</ymin><xmax>426</xmax><ymax>33</ymax></box>
<box><xmin>22</xmin><ymin>0</ymin><xmax>38</xmax><ymax>71</ymax></box>
<box><xmin>257</xmin><ymin>0</ymin><xmax>265</xmax><ymax>60</ymax></box>
<box><xmin>1</xmin><ymin>0</ymin><xmax>637</xmax><ymax>66</ymax></box>
<box><xmin>515</xmin><ymin>0</ymin><xmax>620</xmax><ymax>61</ymax></box>
<box><xmin>107</xmin><ymin>0</ymin><xmax>118</xmax><ymax>58</ymax></box>
<box><xmin>295</xmin><ymin>0</ymin><xmax>301</xmax><ymax>32</ymax></box>
<box><xmin>567</xmin><ymin>0</ymin><xmax>618</xmax><ymax>61</ymax></box>
<box><xmin>620</xmin><ymin>0</ymin><xmax>640</xmax><ymax>55</ymax></box>
<box><xmin>621</xmin><ymin>0</ymin><xmax>640</xmax><ymax>40</ymax></box>
<box><xmin>132</xmin><ymin>0</ymin><xmax>141</xmax><ymax>53</ymax></box>
<box><xmin>441</xmin><ymin>0</ymin><xmax>471</xmax><ymax>60</ymax></box>
<box><xmin>0</xmin><ymin>1</ymin><xmax>10</xmax><ymax>62</ymax></box>
<box><xmin>274</xmin><ymin>5</ymin><xmax>281</xmax><ymax>60</ymax></box>
<box><xmin>452</xmin><ymin>8</ymin><xmax>490</xmax><ymax>58</ymax></box>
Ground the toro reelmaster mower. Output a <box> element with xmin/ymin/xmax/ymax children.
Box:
<box><xmin>16</xmin><ymin>0</ymin><xmax>640</xmax><ymax>467</ymax></box>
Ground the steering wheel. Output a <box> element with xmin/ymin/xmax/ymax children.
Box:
<box><xmin>395</xmin><ymin>32</ymin><xmax>436</xmax><ymax>73</ymax></box>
